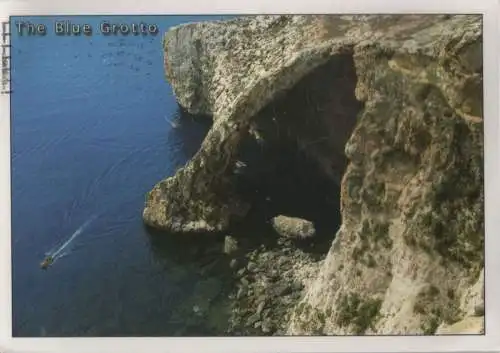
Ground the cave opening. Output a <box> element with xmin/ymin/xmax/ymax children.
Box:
<box><xmin>231</xmin><ymin>53</ymin><xmax>364</xmax><ymax>253</ymax></box>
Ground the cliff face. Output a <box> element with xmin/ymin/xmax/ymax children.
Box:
<box><xmin>144</xmin><ymin>15</ymin><xmax>484</xmax><ymax>335</ymax></box>
<box><xmin>145</xmin><ymin>16</ymin><xmax>353</xmax><ymax>232</ymax></box>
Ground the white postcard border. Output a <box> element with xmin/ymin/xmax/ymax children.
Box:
<box><xmin>0</xmin><ymin>0</ymin><xmax>498</xmax><ymax>352</ymax></box>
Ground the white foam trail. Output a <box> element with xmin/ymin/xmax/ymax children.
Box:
<box><xmin>56</xmin><ymin>251</ymin><xmax>70</xmax><ymax>260</ymax></box>
<box><xmin>164</xmin><ymin>115</ymin><xmax>180</xmax><ymax>129</ymax></box>
<box><xmin>49</xmin><ymin>215</ymin><xmax>97</xmax><ymax>259</ymax></box>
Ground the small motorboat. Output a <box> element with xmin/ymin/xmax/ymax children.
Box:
<box><xmin>40</xmin><ymin>255</ymin><xmax>54</xmax><ymax>270</ymax></box>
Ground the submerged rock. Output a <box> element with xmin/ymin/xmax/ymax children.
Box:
<box><xmin>271</xmin><ymin>215</ymin><xmax>316</xmax><ymax>239</ymax></box>
<box><xmin>145</xmin><ymin>14</ymin><xmax>484</xmax><ymax>335</ymax></box>
<box><xmin>223</xmin><ymin>235</ymin><xmax>239</xmax><ymax>255</ymax></box>
<box><xmin>229</xmin><ymin>258</ymin><xmax>239</xmax><ymax>269</ymax></box>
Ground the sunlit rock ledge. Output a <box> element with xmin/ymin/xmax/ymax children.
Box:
<box><xmin>143</xmin><ymin>15</ymin><xmax>484</xmax><ymax>335</ymax></box>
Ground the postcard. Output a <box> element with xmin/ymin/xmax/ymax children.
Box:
<box><xmin>0</xmin><ymin>0</ymin><xmax>498</xmax><ymax>352</ymax></box>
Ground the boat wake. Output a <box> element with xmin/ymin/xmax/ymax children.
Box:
<box><xmin>42</xmin><ymin>215</ymin><xmax>98</xmax><ymax>268</ymax></box>
<box><xmin>164</xmin><ymin>115</ymin><xmax>181</xmax><ymax>129</ymax></box>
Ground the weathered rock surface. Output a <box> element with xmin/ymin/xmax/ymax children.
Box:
<box><xmin>145</xmin><ymin>15</ymin><xmax>484</xmax><ymax>335</ymax></box>
<box><xmin>284</xmin><ymin>15</ymin><xmax>484</xmax><ymax>335</ymax></box>
<box><xmin>225</xmin><ymin>237</ymin><xmax>317</xmax><ymax>336</ymax></box>
<box><xmin>271</xmin><ymin>215</ymin><xmax>316</xmax><ymax>239</ymax></box>
<box><xmin>436</xmin><ymin>316</ymin><xmax>484</xmax><ymax>335</ymax></box>
<box><xmin>460</xmin><ymin>268</ymin><xmax>485</xmax><ymax>317</ymax></box>
<box><xmin>223</xmin><ymin>235</ymin><xmax>239</xmax><ymax>255</ymax></box>
<box><xmin>144</xmin><ymin>15</ymin><xmax>361</xmax><ymax>233</ymax></box>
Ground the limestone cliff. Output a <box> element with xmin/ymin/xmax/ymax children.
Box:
<box><xmin>144</xmin><ymin>15</ymin><xmax>484</xmax><ymax>335</ymax></box>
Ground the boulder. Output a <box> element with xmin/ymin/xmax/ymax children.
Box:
<box><xmin>271</xmin><ymin>215</ymin><xmax>316</xmax><ymax>239</ymax></box>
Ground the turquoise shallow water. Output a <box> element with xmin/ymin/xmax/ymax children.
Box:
<box><xmin>11</xmin><ymin>15</ymin><xmax>233</xmax><ymax>337</ymax></box>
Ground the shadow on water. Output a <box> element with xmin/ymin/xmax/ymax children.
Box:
<box><xmin>143</xmin><ymin>104</ymin><xmax>217</xmax><ymax>268</ymax></box>
<box><xmin>141</xmin><ymin>107</ymin><xmax>237</xmax><ymax>336</ymax></box>
<box><xmin>165</xmin><ymin>106</ymin><xmax>213</xmax><ymax>164</ymax></box>
<box><xmin>143</xmin><ymin>226</ymin><xmax>237</xmax><ymax>336</ymax></box>
<box><xmin>171</xmin><ymin>106</ymin><xmax>213</xmax><ymax>135</ymax></box>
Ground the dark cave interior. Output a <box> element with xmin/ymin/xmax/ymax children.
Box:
<box><xmin>230</xmin><ymin>53</ymin><xmax>364</xmax><ymax>251</ymax></box>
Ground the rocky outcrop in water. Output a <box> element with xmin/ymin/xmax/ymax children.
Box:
<box><xmin>144</xmin><ymin>15</ymin><xmax>484</xmax><ymax>335</ymax></box>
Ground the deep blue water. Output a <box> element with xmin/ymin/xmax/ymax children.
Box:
<box><xmin>11</xmin><ymin>15</ymin><xmax>232</xmax><ymax>337</ymax></box>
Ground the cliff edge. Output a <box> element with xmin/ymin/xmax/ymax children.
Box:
<box><xmin>144</xmin><ymin>15</ymin><xmax>484</xmax><ymax>335</ymax></box>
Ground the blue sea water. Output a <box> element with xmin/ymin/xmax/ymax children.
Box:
<box><xmin>10</xmin><ymin>15</ymin><xmax>233</xmax><ymax>337</ymax></box>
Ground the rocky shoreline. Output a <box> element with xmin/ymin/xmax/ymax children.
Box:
<box><xmin>225</xmin><ymin>236</ymin><xmax>316</xmax><ymax>335</ymax></box>
<box><xmin>144</xmin><ymin>15</ymin><xmax>484</xmax><ymax>335</ymax></box>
